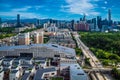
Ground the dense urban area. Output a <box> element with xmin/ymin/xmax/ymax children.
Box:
<box><xmin>0</xmin><ymin>5</ymin><xmax>120</xmax><ymax>80</ymax></box>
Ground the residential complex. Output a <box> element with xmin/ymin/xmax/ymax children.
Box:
<box><xmin>34</xmin><ymin>32</ymin><xmax>44</xmax><ymax>44</ymax></box>
<box><xmin>0</xmin><ymin>43</ymin><xmax>88</xmax><ymax>80</ymax></box>
<box><xmin>18</xmin><ymin>33</ymin><xmax>30</xmax><ymax>45</ymax></box>
<box><xmin>48</xmin><ymin>29</ymin><xmax>76</xmax><ymax>48</ymax></box>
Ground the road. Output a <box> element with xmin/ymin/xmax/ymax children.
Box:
<box><xmin>73</xmin><ymin>32</ymin><xmax>112</xmax><ymax>80</ymax></box>
<box><xmin>74</xmin><ymin>32</ymin><xmax>103</xmax><ymax>68</ymax></box>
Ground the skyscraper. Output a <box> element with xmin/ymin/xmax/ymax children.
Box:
<box><xmin>108</xmin><ymin>9</ymin><xmax>111</xmax><ymax>21</ymax></box>
<box><xmin>16</xmin><ymin>14</ymin><xmax>21</xmax><ymax>27</ymax></box>
<box><xmin>108</xmin><ymin>9</ymin><xmax>112</xmax><ymax>26</ymax></box>
<box><xmin>83</xmin><ymin>13</ymin><xmax>86</xmax><ymax>21</ymax></box>
<box><xmin>92</xmin><ymin>18</ymin><xmax>97</xmax><ymax>29</ymax></box>
<box><xmin>36</xmin><ymin>19</ymin><xmax>40</xmax><ymax>26</ymax></box>
<box><xmin>0</xmin><ymin>17</ymin><xmax>2</xmax><ymax>27</ymax></box>
<box><xmin>71</xmin><ymin>20</ymin><xmax>74</xmax><ymax>30</ymax></box>
<box><xmin>80</xmin><ymin>18</ymin><xmax>82</xmax><ymax>21</ymax></box>
<box><xmin>97</xmin><ymin>16</ymin><xmax>102</xmax><ymax>31</ymax></box>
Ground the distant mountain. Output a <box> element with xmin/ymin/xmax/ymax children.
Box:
<box><xmin>2</xmin><ymin>18</ymin><xmax>69</xmax><ymax>24</ymax></box>
<box><xmin>3</xmin><ymin>18</ymin><xmax>51</xmax><ymax>24</ymax></box>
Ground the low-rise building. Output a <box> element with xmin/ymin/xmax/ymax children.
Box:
<box><xmin>0</xmin><ymin>44</ymin><xmax>76</xmax><ymax>58</ymax></box>
<box><xmin>34</xmin><ymin>67</ymin><xmax>57</xmax><ymax>80</ymax></box>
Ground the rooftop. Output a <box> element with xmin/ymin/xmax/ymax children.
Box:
<box><xmin>34</xmin><ymin>67</ymin><xmax>56</xmax><ymax>80</ymax></box>
<box><xmin>21</xmin><ymin>72</ymin><xmax>30</xmax><ymax>80</ymax></box>
<box><xmin>60</xmin><ymin>63</ymin><xmax>88</xmax><ymax>80</ymax></box>
<box><xmin>0</xmin><ymin>44</ymin><xmax>76</xmax><ymax>56</ymax></box>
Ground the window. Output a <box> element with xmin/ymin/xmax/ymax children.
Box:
<box><xmin>77</xmin><ymin>73</ymin><xmax>84</xmax><ymax>75</ymax></box>
<box><xmin>51</xmin><ymin>73</ymin><xmax>55</xmax><ymax>75</ymax></box>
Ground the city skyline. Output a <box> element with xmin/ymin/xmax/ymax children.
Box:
<box><xmin>0</xmin><ymin>0</ymin><xmax>120</xmax><ymax>21</ymax></box>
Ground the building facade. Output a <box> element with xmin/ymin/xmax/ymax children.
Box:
<box><xmin>18</xmin><ymin>33</ymin><xmax>30</xmax><ymax>45</ymax></box>
<box><xmin>0</xmin><ymin>44</ymin><xmax>76</xmax><ymax>58</ymax></box>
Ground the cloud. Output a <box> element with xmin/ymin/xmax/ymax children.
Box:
<box><xmin>62</xmin><ymin>0</ymin><xmax>100</xmax><ymax>16</ymax></box>
<box><xmin>0</xmin><ymin>11</ymin><xmax>41</xmax><ymax>19</ymax></box>
<box><xmin>12</xmin><ymin>6</ymin><xmax>43</xmax><ymax>12</ymax></box>
<box><xmin>0</xmin><ymin>5</ymin><xmax>45</xmax><ymax>18</ymax></box>
<box><xmin>34</xmin><ymin>6</ymin><xmax>44</xmax><ymax>10</ymax></box>
<box><xmin>101</xmin><ymin>7</ymin><xmax>107</xmax><ymax>9</ymax></box>
<box><xmin>12</xmin><ymin>6</ymin><xmax>32</xmax><ymax>12</ymax></box>
<box><xmin>104</xmin><ymin>1</ymin><xmax>108</xmax><ymax>4</ymax></box>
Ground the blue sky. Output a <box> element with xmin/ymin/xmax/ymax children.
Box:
<box><xmin>0</xmin><ymin>0</ymin><xmax>120</xmax><ymax>21</ymax></box>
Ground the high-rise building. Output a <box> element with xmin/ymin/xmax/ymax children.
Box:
<box><xmin>92</xmin><ymin>18</ymin><xmax>97</xmax><ymax>29</ymax></box>
<box><xmin>50</xmin><ymin>19</ymin><xmax>53</xmax><ymax>23</ymax></box>
<box><xmin>39</xmin><ymin>32</ymin><xmax>44</xmax><ymax>43</ymax></box>
<box><xmin>80</xmin><ymin>18</ymin><xmax>83</xmax><ymax>21</ymax></box>
<box><xmin>83</xmin><ymin>13</ymin><xmax>86</xmax><ymax>21</ymax></box>
<box><xmin>97</xmin><ymin>16</ymin><xmax>102</xmax><ymax>30</ymax></box>
<box><xmin>34</xmin><ymin>32</ymin><xmax>44</xmax><ymax>44</ymax></box>
<box><xmin>34</xmin><ymin>32</ymin><xmax>39</xmax><ymax>44</ymax></box>
<box><xmin>36</xmin><ymin>19</ymin><xmax>40</xmax><ymax>26</ymax></box>
<box><xmin>108</xmin><ymin>9</ymin><xmax>111</xmax><ymax>21</ymax></box>
<box><xmin>0</xmin><ymin>17</ymin><xmax>2</xmax><ymax>27</ymax></box>
<box><xmin>16</xmin><ymin>14</ymin><xmax>21</xmax><ymax>27</ymax></box>
<box><xmin>18</xmin><ymin>33</ymin><xmax>30</xmax><ymax>45</ymax></box>
<box><xmin>74</xmin><ymin>22</ymin><xmax>89</xmax><ymax>31</ymax></box>
<box><xmin>108</xmin><ymin>9</ymin><xmax>112</xmax><ymax>26</ymax></box>
<box><xmin>71</xmin><ymin>20</ymin><xmax>74</xmax><ymax>30</ymax></box>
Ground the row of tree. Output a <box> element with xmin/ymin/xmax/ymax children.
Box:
<box><xmin>79</xmin><ymin>32</ymin><xmax>120</xmax><ymax>66</ymax></box>
<box><xmin>0</xmin><ymin>27</ymin><xmax>15</xmax><ymax>33</ymax></box>
<box><xmin>111</xmin><ymin>67</ymin><xmax>120</xmax><ymax>80</ymax></box>
<box><xmin>0</xmin><ymin>33</ymin><xmax>16</xmax><ymax>39</ymax></box>
<box><xmin>20</xmin><ymin>28</ymin><xmax>37</xmax><ymax>33</ymax></box>
<box><xmin>80</xmin><ymin>32</ymin><xmax>120</xmax><ymax>56</ymax></box>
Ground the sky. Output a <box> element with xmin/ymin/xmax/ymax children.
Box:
<box><xmin>0</xmin><ymin>0</ymin><xmax>120</xmax><ymax>21</ymax></box>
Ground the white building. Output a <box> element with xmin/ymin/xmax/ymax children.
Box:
<box><xmin>47</xmin><ymin>26</ymin><xmax>58</xmax><ymax>32</ymax></box>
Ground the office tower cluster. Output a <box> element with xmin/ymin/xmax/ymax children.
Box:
<box><xmin>71</xmin><ymin>9</ymin><xmax>120</xmax><ymax>32</ymax></box>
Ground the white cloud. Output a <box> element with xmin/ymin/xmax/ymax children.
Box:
<box><xmin>101</xmin><ymin>7</ymin><xmax>106</xmax><ymax>9</ymax></box>
<box><xmin>12</xmin><ymin>6</ymin><xmax>32</xmax><ymax>12</ymax></box>
<box><xmin>0</xmin><ymin>11</ymin><xmax>41</xmax><ymax>19</ymax></box>
<box><xmin>34</xmin><ymin>6</ymin><xmax>44</xmax><ymax>10</ymax></box>
<box><xmin>0</xmin><ymin>6</ymin><xmax>45</xmax><ymax>18</ymax></box>
<box><xmin>62</xmin><ymin>0</ymin><xmax>100</xmax><ymax>16</ymax></box>
<box><xmin>104</xmin><ymin>1</ymin><xmax>108</xmax><ymax>4</ymax></box>
<box><xmin>12</xmin><ymin>6</ymin><xmax>43</xmax><ymax>12</ymax></box>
